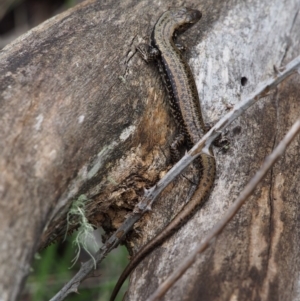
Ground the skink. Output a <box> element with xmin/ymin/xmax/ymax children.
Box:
<box><xmin>110</xmin><ymin>7</ymin><xmax>216</xmax><ymax>301</ymax></box>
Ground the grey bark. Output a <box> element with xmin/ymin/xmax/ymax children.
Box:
<box><xmin>0</xmin><ymin>0</ymin><xmax>300</xmax><ymax>301</ymax></box>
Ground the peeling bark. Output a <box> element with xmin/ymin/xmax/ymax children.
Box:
<box><xmin>1</xmin><ymin>0</ymin><xmax>300</xmax><ymax>300</ymax></box>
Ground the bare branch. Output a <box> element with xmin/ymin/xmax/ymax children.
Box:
<box><xmin>50</xmin><ymin>55</ymin><xmax>300</xmax><ymax>301</ymax></box>
<box><xmin>146</xmin><ymin>117</ymin><xmax>300</xmax><ymax>301</ymax></box>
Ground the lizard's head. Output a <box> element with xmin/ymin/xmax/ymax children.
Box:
<box><xmin>169</xmin><ymin>7</ymin><xmax>202</xmax><ymax>33</ymax></box>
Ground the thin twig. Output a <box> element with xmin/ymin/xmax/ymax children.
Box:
<box><xmin>146</xmin><ymin>117</ymin><xmax>300</xmax><ymax>301</ymax></box>
<box><xmin>50</xmin><ymin>55</ymin><xmax>300</xmax><ymax>301</ymax></box>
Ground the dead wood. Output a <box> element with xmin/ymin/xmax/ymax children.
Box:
<box><xmin>1</xmin><ymin>0</ymin><xmax>300</xmax><ymax>300</ymax></box>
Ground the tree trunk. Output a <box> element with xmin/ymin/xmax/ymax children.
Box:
<box><xmin>1</xmin><ymin>0</ymin><xmax>300</xmax><ymax>300</ymax></box>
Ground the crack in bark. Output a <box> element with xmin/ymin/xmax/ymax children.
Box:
<box><xmin>264</xmin><ymin>89</ymin><xmax>279</xmax><ymax>295</ymax></box>
<box><xmin>123</xmin><ymin>33</ymin><xmax>138</xmax><ymax>78</ymax></box>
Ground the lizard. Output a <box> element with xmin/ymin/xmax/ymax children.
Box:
<box><xmin>110</xmin><ymin>7</ymin><xmax>216</xmax><ymax>301</ymax></box>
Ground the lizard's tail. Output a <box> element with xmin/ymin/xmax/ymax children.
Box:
<box><xmin>110</xmin><ymin>153</ymin><xmax>215</xmax><ymax>301</ymax></box>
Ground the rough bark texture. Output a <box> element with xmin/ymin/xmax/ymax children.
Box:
<box><xmin>1</xmin><ymin>0</ymin><xmax>300</xmax><ymax>300</ymax></box>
